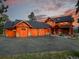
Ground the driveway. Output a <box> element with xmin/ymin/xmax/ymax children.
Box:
<box><xmin>0</xmin><ymin>36</ymin><xmax>79</xmax><ymax>55</ymax></box>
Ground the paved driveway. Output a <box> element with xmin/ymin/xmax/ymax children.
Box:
<box><xmin>0</xmin><ymin>36</ymin><xmax>79</xmax><ymax>55</ymax></box>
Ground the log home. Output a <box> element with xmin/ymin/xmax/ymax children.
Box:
<box><xmin>4</xmin><ymin>20</ymin><xmax>51</xmax><ymax>38</ymax></box>
<box><xmin>45</xmin><ymin>16</ymin><xmax>74</xmax><ymax>35</ymax></box>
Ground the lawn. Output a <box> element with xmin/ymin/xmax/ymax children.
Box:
<box><xmin>70</xmin><ymin>33</ymin><xmax>79</xmax><ymax>43</ymax></box>
<box><xmin>0</xmin><ymin>36</ymin><xmax>71</xmax><ymax>55</ymax></box>
<box><xmin>0</xmin><ymin>51</ymin><xmax>79</xmax><ymax>59</ymax></box>
<box><xmin>0</xmin><ymin>35</ymin><xmax>79</xmax><ymax>59</ymax></box>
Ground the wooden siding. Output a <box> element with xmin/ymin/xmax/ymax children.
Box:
<box><xmin>5</xmin><ymin>29</ymin><xmax>16</xmax><ymax>38</ymax></box>
<box><xmin>16</xmin><ymin>22</ymin><xmax>30</xmax><ymax>37</ymax></box>
<box><xmin>5</xmin><ymin>21</ymin><xmax>51</xmax><ymax>38</ymax></box>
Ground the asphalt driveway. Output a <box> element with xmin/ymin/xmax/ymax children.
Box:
<box><xmin>0</xmin><ymin>36</ymin><xmax>79</xmax><ymax>55</ymax></box>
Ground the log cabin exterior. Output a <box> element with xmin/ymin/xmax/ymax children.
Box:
<box><xmin>4</xmin><ymin>20</ymin><xmax>51</xmax><ymax>38</ymax></box>
<box><xmin>45</xmin><ymin>16</ymin><xmax>74</xmax><ymax>35</ymax></box>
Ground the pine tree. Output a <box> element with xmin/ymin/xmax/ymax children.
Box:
<box><xmin>0</xmin><ymin>0</ymin><xmax>8</xmax><ymax>14</ymax></box>
<box><xmin>0</xmin><ymin>0</ymin><xmax>9</xmax><ymax>34</ymax></box>
<box><xmin>28</xmin><ymin>12</ymin><xmax>36</xmax><ymax>20</ymax></box>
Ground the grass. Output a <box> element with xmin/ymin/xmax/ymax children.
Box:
<box><xmin>0</xmin><ymin>51</ymin><xmax>79</xmax><ymax>59</ymax></box>
<box><xmin>0</xmin><ymin>36</ymin><xmax>79</xmax><ymax>59</ymax></box>
<box><xmin>71</xmin><ymin>33</ymin><xmax>79</xmax><ymax>43</ymax></box>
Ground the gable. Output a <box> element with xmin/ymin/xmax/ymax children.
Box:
<box><xmin>45</xmin><ymin>18</ymin><xmax>55</xmax><ymax>27</ymax></box>
<box><xmin>13</xmin><ymin>21</ymin><xmax>32</xmax><ymax>28</ymax></box>
<box><xmin>45</xmin><ymin>18</ymin><xmax>54</xmax><ymax>23</ymax></box>
<box><xmin>15</xmin><ymin>22</ymin><xmax>30</xmax><ymax>28</ymax></box>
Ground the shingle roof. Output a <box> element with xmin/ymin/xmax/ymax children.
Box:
<box><xmin>53</xmin><ymin>16</ymin><xmax>74</xmax><ymax>23</ymax></box>
<box><xmin>13</xmin><ymin>20</ymin><xmax>22</xmax><ymax>25</ymax></box>
<box><xmin>4</xmin><ymin>20</ymin><xmax>51</xmax><ymax>29</ymax></box>
<box><xmin>4</xmin><ymin>21</ymin><xmax>14</xmax><ymax>29</ymax></box>
<box><xmin>27</xmin><ymin>20</ymin><xmax>51</xmax><ymax>28</ymax></box>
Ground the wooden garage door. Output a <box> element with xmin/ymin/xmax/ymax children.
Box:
<box><xmin>16</xmin><ymin>27</ymin><xmax>28</xmax><ymax>37</ymax></box>
<box><xmin>38</xmin><ymin>29</ymin><xmax>46</xmax><ymax>36</ymax></box>
<box><xmin>31</xmin><ymin>29</ymin><xmax>38</xmax><ymax>37</ymax></box>
<box><xmin>5</xmin><ymin>30</ymin><xmax>16</xmax><ymax>38</ymax></box>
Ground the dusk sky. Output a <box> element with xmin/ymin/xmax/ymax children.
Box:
<box><xmin>6</xmin><ymin>0</ymin><xmax>77</xmax><ymax>20</ymax></box>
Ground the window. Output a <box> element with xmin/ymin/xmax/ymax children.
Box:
<box><xmin>21</xmin><ymin>28</ymin><xmax>26</xmax><ymax>30</ymax></box>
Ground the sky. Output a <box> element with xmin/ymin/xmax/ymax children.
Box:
<box><xmin>6</xmin><ymin>0</ymin><xmax>77</xmax><ymax>20</ymax></box>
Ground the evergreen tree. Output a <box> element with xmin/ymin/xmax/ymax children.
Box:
<box><xmin>28</xmin><ymin>12</ymin><xmax>36</xmax><ymax>20</ymax></box>
<box><xmin>0</xmin><ymin>0</ymin><xmax>9</xmax><ymax>34</ymax></box>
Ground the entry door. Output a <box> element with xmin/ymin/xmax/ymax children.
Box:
<box><xmin>61</xmin><ymin>28</ymin><xmax>69</xmax><ymax>35</ymax></box>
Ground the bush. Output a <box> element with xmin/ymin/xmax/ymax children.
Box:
<box><xmin>0</xmin><ymin>28</ymin><xmax>3</xmax><ymax>34</ymax></box>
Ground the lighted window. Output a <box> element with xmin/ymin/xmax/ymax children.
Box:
<box><xmin>64</xmin><ymin>22</ymin><xmax>68</xmax><ymax>24</ymax></box>
<box><xmin>60</xmin><ymin>22</ymin><xmax>69</xmax><ymax>25</ymax></box>
<box><xmin>60</xmin><ymin>23</ymin><xmax>64</xmax><ymax>25</ymax></box>
<box><xmin>21</xmin><ymin>28</ymin><xmax>26</xmax><ymax>30</ymax></box>
<box><xmin>13</xmin><ymin>30</ymin><xmax>16</xmax><ymax>31</ymax></box>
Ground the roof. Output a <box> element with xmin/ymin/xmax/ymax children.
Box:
<box><xmin>4</xmin><ymin>21</ymin><xmax>14</xmax><ymax>29</ymax></box>
<box><xmin>13</xmin><ymin>20</ymin><xmax>22</xmax><ymax>25</ymax></box>
<box><xmin>4</xmin><ymin>20</ymin><xmax>51</xmax><ymax>29</ymax></box>
<box><xmin>27</xmin><ymin>20</ymin><xmax>51</xmax><ymax>28</ymax></box>
<box><xmin>53</xmin><ymin>16</ymin><xmax>74</xmax><ymax>23</ymax></box>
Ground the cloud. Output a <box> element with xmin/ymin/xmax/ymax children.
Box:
<box><xmin>6</xmin><ymin>0</ymin><xmax>26</xmax><ymax>6</ymax></box>
<box><xmin>7</xmin><ymin>0</ymin><xmax>77</xmax><ymax>7</ymax></box>
<box><xmin>6</xmin><ymin>0</ymin><xmax>16</xmax><ymax>6</ymax></box>
<box><xmin>7</xmin><ymin>0</ymin><xmax>77</xmax><ymax>20</ymax></box>
<box><xmin>32</xmin><ymin>0</ymin><xmax>77</xmax><ymax>13</ymax></box>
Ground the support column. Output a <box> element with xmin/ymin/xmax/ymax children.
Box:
<box><xmin>54</xmin><ymin>28</ymin><xmax>56</xmax><ymax>35</ymax></box>
<box><xmin>58</xmin><ymin>29</ymin><xmax>61</xmax><ymax>35</ymax></box>
<box><xmin>69</xmin><ymin>27</ymin><xmax>71</xmax><ymax>35</ymax></box>
<box><xmin>69</xmin><ymin>22</ymin><xmax>73</xmax><ymax>36</ymax></box>
<box><xmin>69</xmin><ymin>26</ymin><xmax>73</xmax><ymax>36</ymax></box>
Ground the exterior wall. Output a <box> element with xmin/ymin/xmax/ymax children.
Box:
<box><xmin>45</xmin><ymin>19</ymin><xmax>56</xmax><ymax>34</ymax></box>
<box><xmin>5</xmin><ymin>28</ymin><xmax>51</xmax><ymax>38</ymax></box>
<box><xmin>5</xmin><ymin>29</ymin><xmax>16</xmax><ymax>37</ymax></box>
<box><xmin>5</xmin><ymin>22</ymin><xmax>51</xmax><ymax>38</ymax></box>
<box><xmin>45</xmin><ymin>18</ymin><xmax>74</xmax><ymax>35</ymax></box>
<box><xmin>57</xmin><ymin>22</ymin><xmax>71</xmax><ymax>27</ymax></box>
<box><xmin>30</xmin><ymin>28</ymin><xmax>51</xmax><ymax>37</ymax></box>
<box><xmin>16</xmin><ymin>22</ymin><xmax>29</xmax><ymax>37</ymax></box>
<box><xmin>38</xmin><ymin>29</ymin><xmax>47</xmax><ymax>36</ymax></box>
<box><xmin>44</xmin><ymin>28</ymin><xmax>51</xmax><ymax>35</ymax></box>
<box><xmin>30</xmin><ymin>29</ymin><xmax>38</xmax><ymax>37</ymax></box>
<box><xmin>27</xmin><ymin>29</ymin><xmax>32</xmax><ymax>36</ymax></box>
<box><xmin>16</xmin><ymin>27</ymin><xmax>28</xmax><ymax>37</ymax></box>
<box><xmin>46</xmin><ymin>20</ymin><xmax>55</xmax><ymax>27</ymax></box>
<box><xmin>38</xmin><ymin>29</ymin><xmax>45</xmax><ymax>36</ymax></box>
<box><xmin>54</xmin><ymin>22</ymin><xmax>73</xmax><ymax>35</ymax></box>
